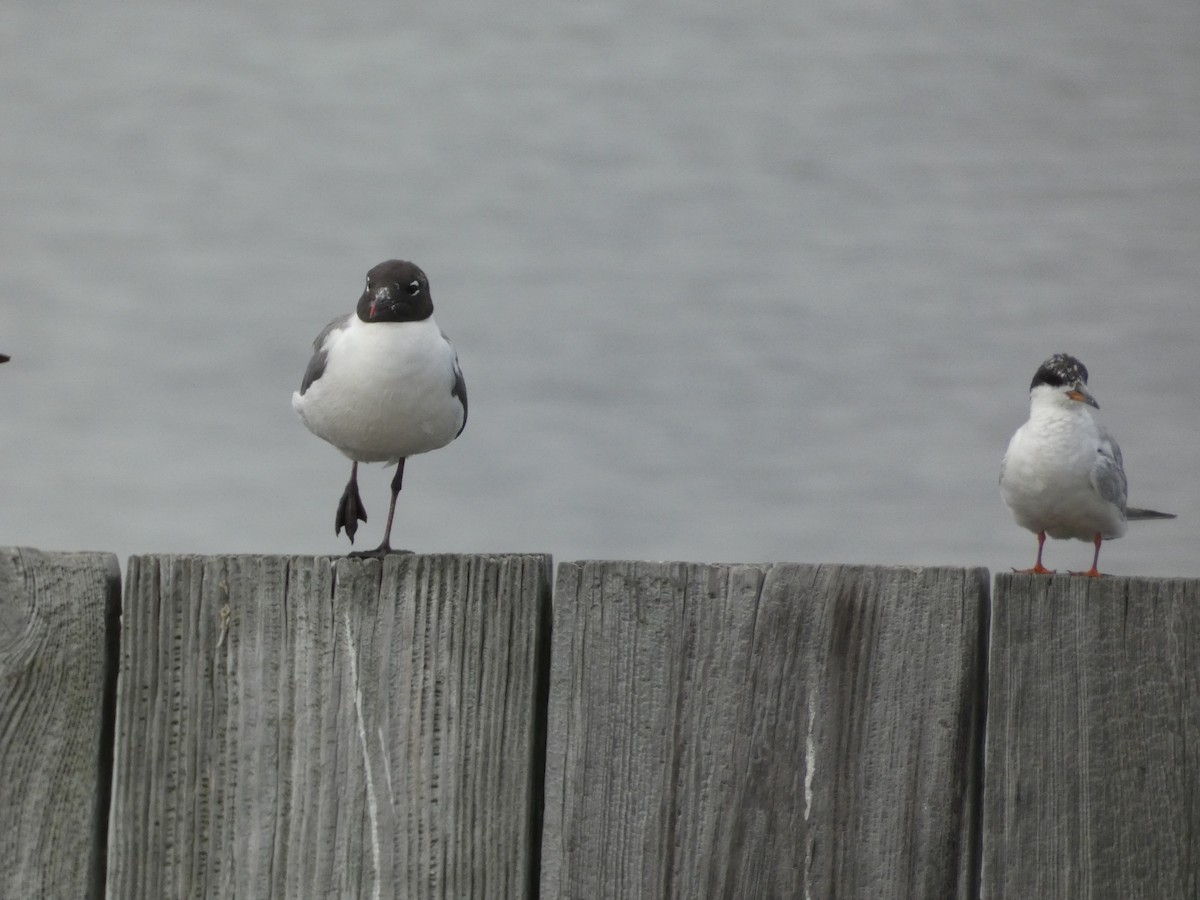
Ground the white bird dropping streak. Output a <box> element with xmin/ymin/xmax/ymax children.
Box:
<box><xmin>804</xmin><ymin>691</ymin><xmax>817</xmax><ymax>900</ymax></box>
<box><xmin>999</xmin><ymin>353</ymin><xmax>1174</xmax><ymax>577</ymax></box>
<box><xmin>804</xmin><ymin>691</ymin><xmax>816</xmax><ymax>823</ymax></box>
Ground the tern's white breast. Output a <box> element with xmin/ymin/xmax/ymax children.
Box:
<box><xmin>1000</xmin><ymin>408</ymin><xmax>1126</xmax><ymax>541</ymax></box>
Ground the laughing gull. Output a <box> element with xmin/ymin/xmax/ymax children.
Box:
<box><xmin>293</xmin><ymin>259</ymin><xmax>467</xmax><ymax>556</ymax></box>
<box><xmin>999</xmin><ymin>353</ymin><xmax>1174</xmax><ymax>576</ymax></box>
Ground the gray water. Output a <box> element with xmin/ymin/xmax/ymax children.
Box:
<box><xmin>3</xmin><ymin>0</ymin><xmax>1198</xmax><ymax>577</ymax></box>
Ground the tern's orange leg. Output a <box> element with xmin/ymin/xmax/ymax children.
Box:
<box><xmin>1070</xmin><ymin>533</ymin><xmax>1105</xmax><ymax>577</ymax></box>
<box><xmin>1014</xmin><ymin>530</ymin><xmax>1056</xmax><ymax>574</ymax></box>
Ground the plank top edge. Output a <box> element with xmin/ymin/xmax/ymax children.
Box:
<box><xmin>3</xmin><ymin>546</ymin><xmax>121</xmax><ymax>577</ymax></box>
<box><xmin>560</xmin><ymin>559</ymin><xmax>990</xmax><ymax>576</ymax></box>
<box><xmin>994</xmin><ymin>571</ymin><xmax>1200</xmax><ymax>589</ymax></box>
<box><xmin>123</xmin><ymin>551</ymin><xmax>553</xmax><ymax>564</ymax></box>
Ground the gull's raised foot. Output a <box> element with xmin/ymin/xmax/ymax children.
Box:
<box><xmin>335</xmin><ymin>479</ymin><xmax>368</xmax><ymax>543</ymax></box>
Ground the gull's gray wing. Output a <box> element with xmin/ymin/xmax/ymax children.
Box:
<box><xmin>1091</xmin><ymin>425</ymin><xmax>1129</xmax><ymax>512</ymax></box>
<box><xmin>299</xmin><ymin>314</ymin><xmax>352</xmax><ymax>395</ymax></box>
<box><xmin>443</xmin><ymin>328</ymin><xmax>468</xmax><ymax>436</ymax></box>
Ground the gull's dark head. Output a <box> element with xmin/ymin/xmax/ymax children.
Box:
<box><xmin>1030</xmin><ymin>353</ymin><xmax>1098</xmax><ymax>409</ymax></box>
<box><xmin>356</xmin><ymin>259</ymin><xmax>433</xmax><ymax>323</ymax></box>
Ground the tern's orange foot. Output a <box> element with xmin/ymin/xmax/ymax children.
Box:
<box><xmin>1013</xmin><ymin>564</ymin><xmax>1056</xmax><ymax>575</ymax></box>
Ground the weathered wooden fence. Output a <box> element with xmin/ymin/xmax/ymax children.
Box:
<box><xmin>2</xmin><ymin>549</ymin><xmax>1198</xmax><ymax>899</ymax></box>
<box><xmin>0</xmin><ymin>548</ymin><xmax>119</xmax><ymax>899</ymax></box>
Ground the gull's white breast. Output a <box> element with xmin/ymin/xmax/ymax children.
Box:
<box><xmin>292</xmin><ymin>316</ymin><xmax>464</xmax><ymax>463</ymax></box>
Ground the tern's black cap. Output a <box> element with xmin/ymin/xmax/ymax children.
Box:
<box><xmin>1030</xmin><ymin>353</ymin><xmax>1088</xmax><ymax>391</ymax></box>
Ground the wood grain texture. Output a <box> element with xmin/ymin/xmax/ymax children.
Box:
<box><xmin>105</xmin><ymin>553</ymin><xmax>551</xmax><ymax>900</ymax></box>
<box><xmin>542</xmin><ymin>561</ymin><xmax>989</xmax><ymax>900</ymax></box>
<box><xmin>0</xmin><ymin>547</ymin><xmax>121</xmax><ymax>900</ymax></box>
<box><xmin>982</xmin><ymin>573</ymin><xmax>1200</xmax><ymax>900</ymax></box>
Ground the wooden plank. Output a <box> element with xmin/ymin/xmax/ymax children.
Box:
<box><xmin>541</xmin><ymin>561</ymin><xmax>989</xmax><ymax>899</ymax></box>
<box><xmin>105</xmin><ymin>553</ymin><xmax>551</xmax><ymax>900</ymax></box>
<box><xmin>0</xmin><ymin>547</ymin><xmax>121</xmax><ymax>900</ymax></box>
<box><xmin>982</xmin><ymin>573</ymin><xmax>1200</xmax><ymax>899</ymax></box>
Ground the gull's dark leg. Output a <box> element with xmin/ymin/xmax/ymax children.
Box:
<box><xmin>375</xmin><ymin>458</ymin><xmax>407</xmax><ymax>554</ymax></box>
<box><xmin>348</xmin><ymin>458</ymin><xmax>410</xmax><ymax>558</ymax></box>
<box><xmin>335</xmin><ymin>461</ymin><xmax>368</xmax><ymax>544</ymax></box>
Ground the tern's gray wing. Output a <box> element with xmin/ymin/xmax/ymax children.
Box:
<box><xmin>1091</xmin><ymin>426</ymin><xmax>1129</xmax><ymax>512</ymax></box>
<box><xmin>299</xmin><ymin>314</ymin><xmax>352</xmax><ymax>395</ymax></box>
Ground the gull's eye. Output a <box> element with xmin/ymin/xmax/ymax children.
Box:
<box><xmin>407</xmin><ymin>280</ymin><xmax>421</xmax><ymax>295</ymax></box>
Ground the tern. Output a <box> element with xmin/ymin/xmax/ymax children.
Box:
<box><xmin>1000</xmin><ymin>353</ymin><xmax>1174</xmax><ymax>576</ymax></box>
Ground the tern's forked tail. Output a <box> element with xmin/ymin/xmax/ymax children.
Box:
<box><xmin>1127</xmin><ymin>507</ymin><xmax>1177</xmax><ymax>521</ymax></box>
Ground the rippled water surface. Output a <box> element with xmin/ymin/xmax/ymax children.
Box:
<box><xmin>3</xmin><ymin>0</ymin><xmax>1198</xmax><ymax>576</ymax></box>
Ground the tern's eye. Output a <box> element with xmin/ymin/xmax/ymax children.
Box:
<box><xmin>407</xmin><ymin>280</ymin><xmax>421</xmax><ymax>295</ymax></box>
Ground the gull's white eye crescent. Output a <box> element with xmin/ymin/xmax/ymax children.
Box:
<box><xmin>407</xmin><ymin>279</ymin><xmax>421</xmax><ymax>295</ymax></box>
